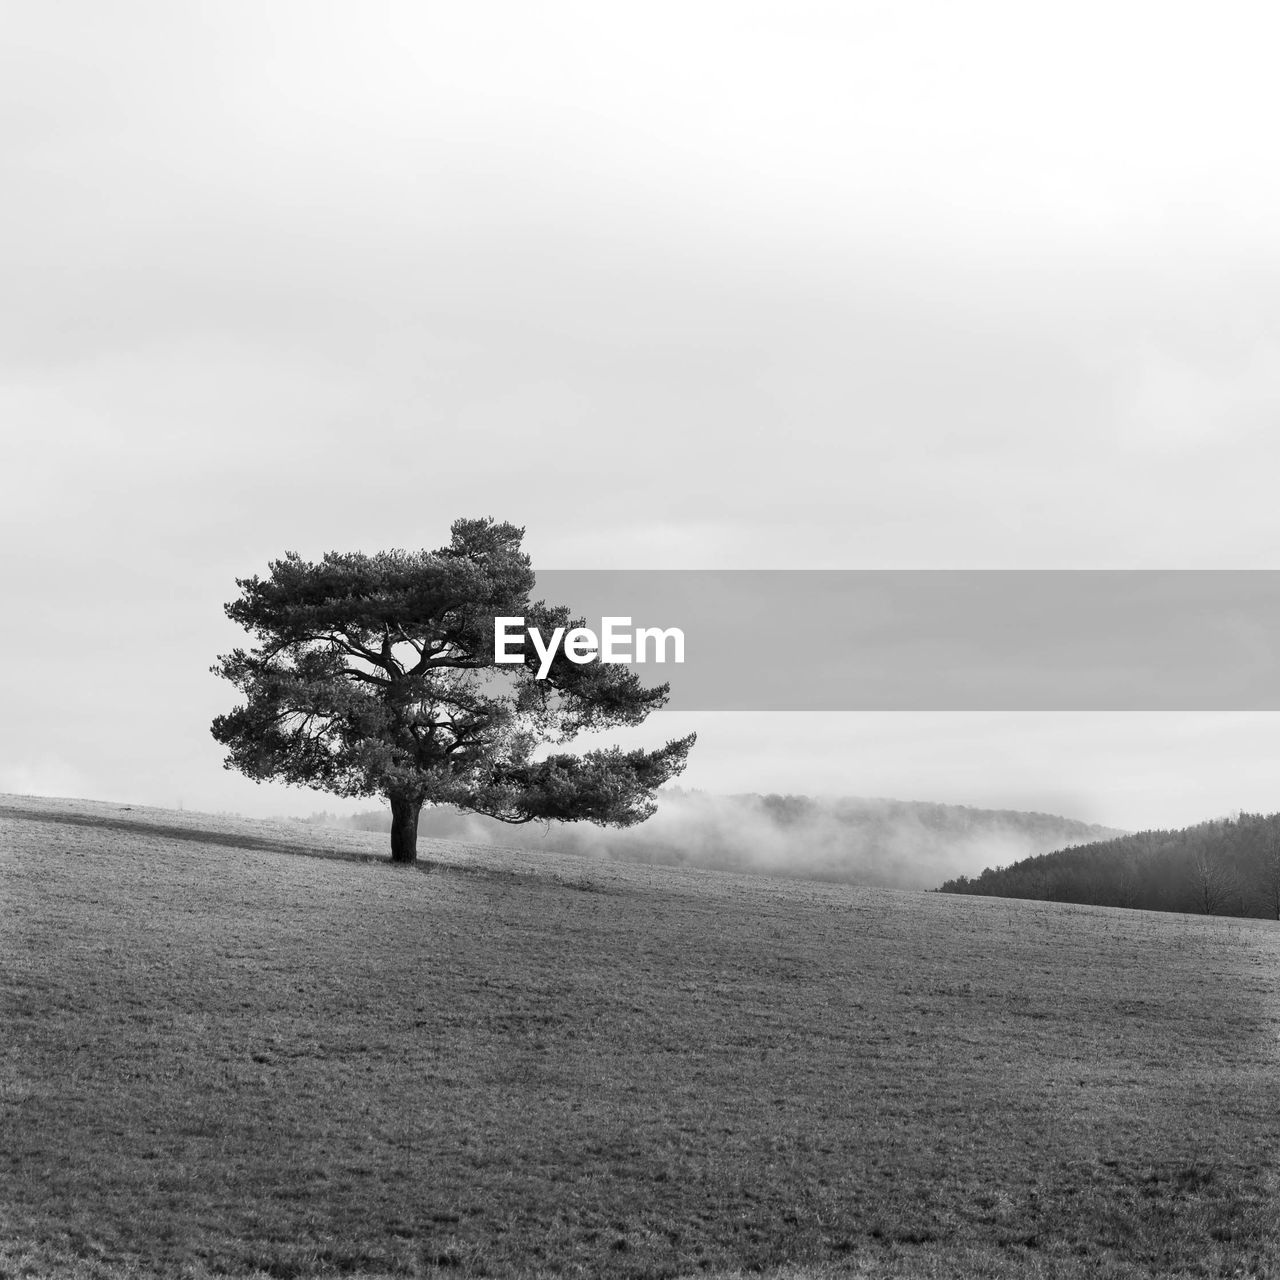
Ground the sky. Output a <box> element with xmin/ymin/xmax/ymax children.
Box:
<box><xmin>5</xmin><ymin>1</ymin><xmax>1280</xmax><ymax>833</ymax></box>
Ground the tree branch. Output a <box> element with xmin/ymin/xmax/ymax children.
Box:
<box><xmin>316</xmin><ymin>633</ymin><xmax>387</xmax><ymax>667</ymax></box>
<box><xmin>341</xmin><ymin>668</ymin><xmax>390</xmax><ymax>687</ymax></box>
<box><xmin>395</xmin><ymin>623</ymin><xmax>425</xmax><ymax>660</ymax></box>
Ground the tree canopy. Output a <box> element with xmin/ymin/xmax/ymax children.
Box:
<box><xmin>211</xmin><ymin>518</ymin><xmax>695</xmax><ymax>862</ymax></box>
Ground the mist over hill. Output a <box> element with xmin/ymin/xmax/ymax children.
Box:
<box><xmin>939</xmin><ymin>811</ymin><xmax>1280</xmax><ymax>918</ymax></box>
<box><xmin>300</xmin><ymin>790</ymin><xmax>1120</xmax><ymax>891</ymax></box>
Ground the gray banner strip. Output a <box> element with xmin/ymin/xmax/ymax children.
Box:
<box><xmin>529</xmin><ymin>571</ymin><xmax>1280</xmax><ymax>710</ymax></box>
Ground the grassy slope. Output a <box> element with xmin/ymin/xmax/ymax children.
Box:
<box><xmin>2</xmin><ymin>796</ymin><xmax>1279</xmax><ymax>1280</ymax></box>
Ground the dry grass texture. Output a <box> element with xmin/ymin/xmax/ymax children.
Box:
<box><xmin>3</xmin><ymin>795</ymin><xmax>1279</xmax><ymax>1278</ymax></box>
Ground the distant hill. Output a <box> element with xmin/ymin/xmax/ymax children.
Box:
<box><xmin>302</xmin><ymin>790</ymin><xmax>1121</xmax><ymax>891</ymax></box>
<box><xmin>939</xmin><ymin>811</ymin><xmax>1280</xmax><ymax>918</ymax></box>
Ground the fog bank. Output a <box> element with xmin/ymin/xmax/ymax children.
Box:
<box><xmin>309</xmin><ymin>791</ymin><xmax>1122</xmax><ymax>891</ymax></box>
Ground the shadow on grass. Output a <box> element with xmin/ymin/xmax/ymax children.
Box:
<box><xmin>0</xmin><ymin>803</ymin><xmax>612</xmax><ymax>892</ymax></box>
<box><xmin>0</xmin><ymin>803</ymin><xmax>388</xmax><ymax>866</ymax></box>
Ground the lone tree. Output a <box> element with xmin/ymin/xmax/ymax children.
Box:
<box><xmin>1191</xmin><ymin>850</ymin><xmax>1241</xmax><ymax>917</ymax></box>
<box><xmin>211</xmin><ymin>518</ymin><xmax>695</xmax><ymax>863</ymax></box>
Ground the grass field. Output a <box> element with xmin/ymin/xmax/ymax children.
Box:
<box><xmin>3</xmin><ymin>795</ymin><xmax>1279</xmax><ymax>1279</ymax></box>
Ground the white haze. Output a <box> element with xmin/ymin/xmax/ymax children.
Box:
<box><xmin>328</xmin><ymin>790</ymin><xmax>1122</xmax><ymax>891</ymax></box>
<box><xmin>5</xmin><ymin>3</ymin><xmax>1280</xmax><ymax>830</ymax></box>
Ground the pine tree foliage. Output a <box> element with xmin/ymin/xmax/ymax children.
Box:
<box><xmin>211</xmin><ymin>518</ymin><xmax>694</xmax><ymax>862</ymax></box>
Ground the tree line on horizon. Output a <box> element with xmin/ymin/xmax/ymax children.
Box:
<box><xmin>939</xmin><ymin>811</ymin><xmax>1280</xmax><ymax>918</ymax></box>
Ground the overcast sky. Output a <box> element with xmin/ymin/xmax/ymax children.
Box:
<box><xmin>5</xmin><ymin>1</ymin><xmax>1280</xmax><ymax>832</ymax></box>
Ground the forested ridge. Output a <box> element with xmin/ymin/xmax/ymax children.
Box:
<box><xmin>940</xmin><ymin>811</ymin><xmax>1280</xmax><ymax>918</ymax></box>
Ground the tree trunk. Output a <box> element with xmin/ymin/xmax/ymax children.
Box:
<box><xmin>389</xmin><ymin>795</ymin><xmax>423</xmax><ymax>864</ymax></box>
